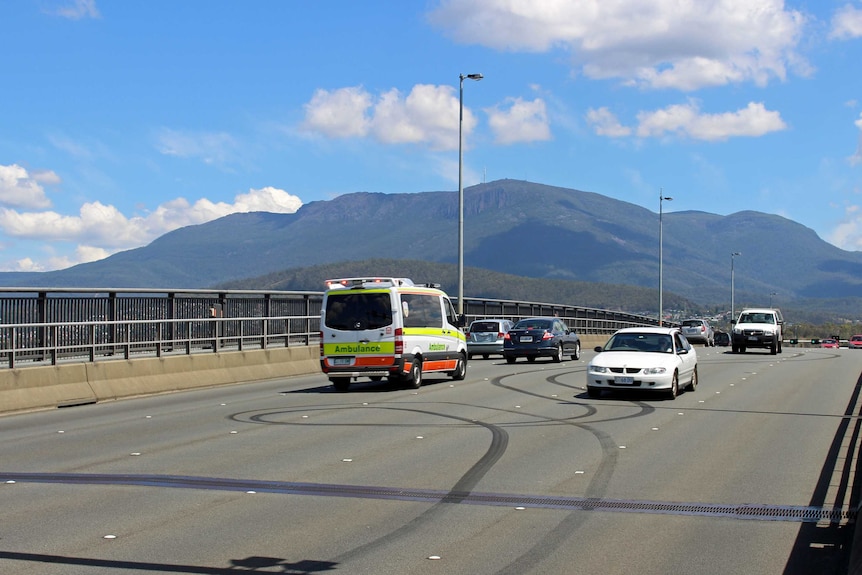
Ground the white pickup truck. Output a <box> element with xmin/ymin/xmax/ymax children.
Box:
<box><xmin>731</xmin><ymin>308</ymin><xmax>784</xmax><ymax>355</ymax></box>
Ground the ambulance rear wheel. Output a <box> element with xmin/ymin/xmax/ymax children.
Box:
<box><xmin>331</xmin><ymin>378</ymin><xmax>350</xmax><ymax>392</ymax></box>
<box><xmin>408</xmin><ymin>359</ymin><xmax>423</xmax><ymax>389</ymax></box>
<box><xmin>450</xmin><ymin>354</ymin><xmax>467</xmax><ymax>380</ymax></box>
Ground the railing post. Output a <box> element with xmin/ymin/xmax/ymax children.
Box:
<box><xmin>8</xmin><ymin>326</ymin><xmax>15</xmax><ymax>368</ymax></box>
<box><xmin>50</xmin><ymin>324</ymin><xmax>57</xmax><ymax>366</ymax></box>
<box><xmin>124</xmin><ymin>323</ymin><xmax>131</xmax><ymax>360</ymax></box>
<box><xmin>156</xmin><ymin>323</ymin><xmax>163</xmax><ymax>358</ymax></box>
<box><xmin>305</xmin><ymin>294</ymin><xmax>312</xmax><ymax>346</ymax></box>
<box><xmin>38</xmin><ymin>291</ymin><xmax>47</xmax><ymax>363</ymax></box>
<box><xmin>89</xmin><ymin>324</ymin><xmax>96</xmax><ymax>362</ymax></box>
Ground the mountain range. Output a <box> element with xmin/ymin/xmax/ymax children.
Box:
<box><xmin>2</xmin><ymin>179</ymin><xmax>861</xmax><ymax>318</ymax></box>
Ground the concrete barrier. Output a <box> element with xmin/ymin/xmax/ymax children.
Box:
<box><xmin>0</xmin><ymin>346</ymin><xmax>321</xmax><ymax>416</ymax></box>
<box><xmin>580</xmin><ymin>335</ymin><xmax>608</xmax><ymax>349</ymax></box>
<box><xmin>0</xmin><ymin>336</ymin><xmax>612</xmax><ymax>416</ymax></box>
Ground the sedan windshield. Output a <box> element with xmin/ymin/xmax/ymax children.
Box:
<box><xmin>514</xmin><ymin>319</ymin><xmax>552</xmax><ymax>330</ymax></box>
<box><xmin>470</xmin><ymin>321</ymin><xmax>501</xmax><ymax>333</ymax></box>
<box><xmin>606</xmin><ymin>333</ymin><xmax>673</xmax><ymax>353</ymax></box>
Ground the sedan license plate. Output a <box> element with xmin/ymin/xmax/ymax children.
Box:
<box><xmin>520</xmin><ymin>336</ymin><xmax>533</xmax><ymax>343</ymax></box>
<box><xmin>748</xmin><ymin>336</ymin><xmax>758</xmax><ymax>341</ymax></box>
<box><xmin>333</xmin><ymin>358</ymin><xmax>351</xmax><ymax>366</ymax></box>
<box><xmin>614</xmin><ymin>376</ymin><xmax>634</xmax><ymax>385</ymax></box>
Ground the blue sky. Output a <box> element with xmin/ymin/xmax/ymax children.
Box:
<box><xmin>1</xmin><ymin>0</ymin><xmax>861</xmax><ymax>272</ymax></box>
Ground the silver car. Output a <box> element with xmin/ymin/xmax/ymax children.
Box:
<box><xmin>467</xmin><ymin>319</ymin><xmax>514</xmax><ymax>359</ymax></box>
<box><xmin>681</xmin><ymin>318</ymin><xmax>714</xmax><ymax>346</ymax></box>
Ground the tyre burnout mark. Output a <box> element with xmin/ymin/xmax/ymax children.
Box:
<box><xmin>490</xmin><ymin>365</ymin><xmax>655</xmax><ymax>574</ymax></box>
<box><xmin>326</xmin><ymin>406</ymin><xmax>509</xmax><ymax>565</ymax></box>
<box><xmin>234</xmin><ymin>403</ymin><xmax>511</xmax><ymax>565</ymax></box>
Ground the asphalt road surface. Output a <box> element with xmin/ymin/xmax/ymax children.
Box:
<box><xmin>2</xmin><ymin>345</ymin><xmax>862</xmax><ymax>574</ymax></box>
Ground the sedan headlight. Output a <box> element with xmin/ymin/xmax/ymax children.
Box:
<box><xmin>642</xmin><ymin>367</ymin><xmax>667</xmax><ymax>375</ymax></box>
<box><xmin>590</xmin><ymin>365</ymin><xmax>609</xmax><ymax>373</ymax></box>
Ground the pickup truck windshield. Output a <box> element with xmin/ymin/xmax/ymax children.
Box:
<box><xmin>739</xmin><ymin>313</ymin><xmax>775</xmax><ymax>324</ymax></box>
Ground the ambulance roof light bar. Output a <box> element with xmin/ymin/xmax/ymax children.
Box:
<box><xmin>324</xmin><ymin>277</ymin><xmax>415</xmax><ymax>289</ymax></box>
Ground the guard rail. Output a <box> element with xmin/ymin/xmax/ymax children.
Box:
<box><xmin>0</xmin><ymin>287</ymin><xmax>659</xmax><ymax>369</ymax></box>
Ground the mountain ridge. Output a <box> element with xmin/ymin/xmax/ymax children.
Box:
<box><xmin>2</xmin><ymin>179</ymin><xmax>860</xmax><ymax>318</ymax></box>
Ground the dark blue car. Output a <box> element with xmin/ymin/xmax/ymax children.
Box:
<box><xmin>503</xmin><ymin>317</ymin><xmax>581</xmax><ymax>363</ymax></box>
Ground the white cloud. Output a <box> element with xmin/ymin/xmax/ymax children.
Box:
<box><xmin>48</xmin><ymin>0</ymin><xmax>100</xmax><ymax>20</ymax></box>
<box><xmin>586</xmin><ymin>107</ymin><xmax>632</xmax><ymax>137</ymax></box>
<box><xmin>635</xmin><ymin>101</ymin><xmax>786</xmax><ymax>141</ymax></box>
<box><xmin>155</xmin><ymin>128</ymin><xmax>239</xmax><ymax>166</ymax></box>
<box><xmin>373</xmin><ymin>85</ymin><xmax>465</xmax><ymax>150</ymax></box>
<box><xmin>302</xmin><ymin>84</ymin><xmax>482</xmax><ymax>151</ymax></box>
<box><xmin>830</xmin><ymin>4</ymin><xmax>862</xmax><ymax>39</ymax></box>
<box><xmin>851</xmin><ymin>113</ymin><xmax>862</xmax><ymax>166</ymax></box>
<box><xmin>0</xmin><ymin>164</ymin><xmax>56</xmax><ymax>209</ymax></box>
<box><xmin>302</xmin><ymin>86</ymin><xmax>373</xmax><ymax>138</ymax></box>
<box><xmin>830</xmin><ymin>205</ymin><xmax>862</xmax><ymax>251</ymax></box>
<box><xmin>428</xmin><ymin>0</ymin><xmax>807</xmax><ymax>91</ymax></box>
<box><xmin>486</xmin><ymin>97</ymin><xmax>552</xmax><ymax>144</ymax></box>
<box><xmin>0</xmin><ymin>186</ymin><xmax>303</xmax><ymax>271</ymax></box>
<box><xmin>14</xmin><ymin>257</ymin><xmax>40</xmax><ymax>272</ymax></box>
<box><xmin>48</xmin><ymin>133</ymin><xmax>99</xmax><ymax>160</ymax></box>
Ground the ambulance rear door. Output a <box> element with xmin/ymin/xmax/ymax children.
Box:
<box><xmin>321</xmin><ymin>289</ymin><xmax>397</xmax><ymax>375</ymax></box>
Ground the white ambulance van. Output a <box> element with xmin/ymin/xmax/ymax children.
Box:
<box><xmin>319</xmin><ymin>277</ymin><xmax>467</xmax><ymax>391</ymax></box>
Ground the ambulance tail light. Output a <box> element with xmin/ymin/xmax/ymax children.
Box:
<box><xmin>394</xmin><ymin>328</ymin><xmax>404</xmax><ymax>355</ymax></box>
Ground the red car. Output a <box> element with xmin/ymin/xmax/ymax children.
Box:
<box><xmin>820</xmin><ymin>339</ymin><xmax>839</xmax><ymax>349</ymax></box>
<box><xmin>849</xmin><ymin>335</ymin><xmax>862</xmax><ymax>350</ymax></box>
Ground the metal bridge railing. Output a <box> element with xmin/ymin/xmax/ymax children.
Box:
<box><xmin>0</xmin><ymin>288</ymin><xmax>658</xmax><ymax>369</ymax></box>
<box><xmin>0</xmin><ymin>315</ymin><xmax>320</xmax><ymax>369</ymax></box>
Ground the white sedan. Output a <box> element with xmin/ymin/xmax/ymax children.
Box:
<box><xmin>586</xmin><ymin>327</ymin><xmax>698</xmax><ymax>400</ymax></box>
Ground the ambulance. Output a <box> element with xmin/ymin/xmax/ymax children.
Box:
<box><xmin>319</xmin><ymin>277</ymin><xmax>467</xmax><ymax>391</ymax></box>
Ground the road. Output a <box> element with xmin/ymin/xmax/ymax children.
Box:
<box><xmin>2</xmin><ymin>345</ymin><xmax>861</xmax><ymax>574</ymax></box>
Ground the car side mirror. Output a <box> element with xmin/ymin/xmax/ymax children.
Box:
<box><xmin>593</xmin><ymin>346</ymin><xmax>603</xmax><ymax>353</ymax></box>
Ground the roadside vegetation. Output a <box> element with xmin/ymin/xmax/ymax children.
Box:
<box><xmin>216</xmin><ymin>258</ymin><xmax>862</xmax><ymax>336</ymax></box>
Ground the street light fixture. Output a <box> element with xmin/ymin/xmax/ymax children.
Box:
<box><xmin>659</xmin><ymin>191</ymin><xmax>672</xmax><ymax>326</ymax></box>
<box><xmin>457</xmin><ymin>72</ymin><xmax>483</xmax><ymax>316</ymax></box>
<box><xmin>769</xmin><ymin>291</ymin><xmax>777</xmax><ymax>307</ymax></box>
<box><xmin>731</xmin><ymin>252</ymin><xmax>741</xmax><ymax>324</ymax></box>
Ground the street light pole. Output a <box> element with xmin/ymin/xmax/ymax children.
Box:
<box><xmin>731</xmin><ymin>252</ymin><xmax>741</xmax><ymax>323</ymax></box>
<box><xmin>769</xmin><ymin>291</ymin><xmax>777</xmax><ymax>307</ymax></box>
<box><xmin>458</xmin><ymin>72</ymin><xmax>483</xmax><ymax>316</ymax></box>
<box><xmin>659</xmin><ymin>190</ymin><xmax>672</xmax><ymax>326</ymax></box>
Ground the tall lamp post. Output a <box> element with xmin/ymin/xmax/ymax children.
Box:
<box><xmin>769</xmin><ymin>291</ymin><xmax>777</xmax><ymax>308</ymax></box>
<box><xmin>731</xmin><ymin>252</ymin><xmax>741</xmax><ymax>324</ymax></box>
<box><xmin>658</xmin><ymin>191</ymin><xmax>672</xmax><ymax>326</ymax></box>
<box><xmin>457</xmin><ymin>72</ymin><xmax>483</xmax><ymax>316</ymax></box>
